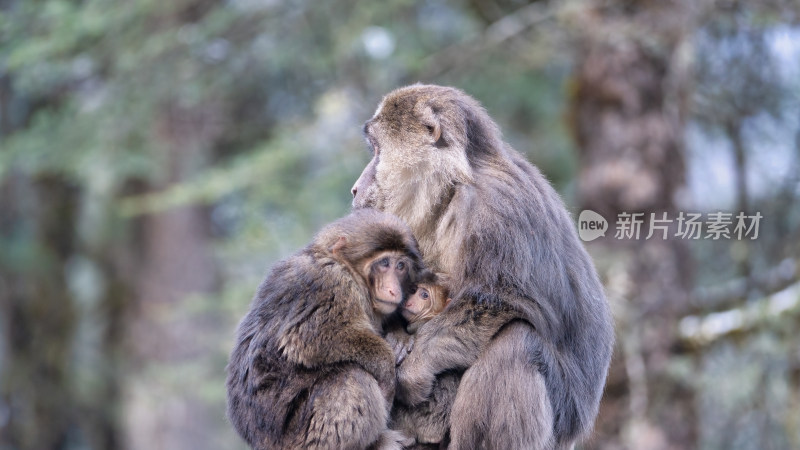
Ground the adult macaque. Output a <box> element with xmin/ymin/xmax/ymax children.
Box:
<box><xmin>352</xmin><ymin>84</ymin><xmax>614</xmax><ymax>449</ymax></box>
<box><xmin>226</xmin><ymin>209</ymin><xmax>424</xmax><ymax>450</ymax></box>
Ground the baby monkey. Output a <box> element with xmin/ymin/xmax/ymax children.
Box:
<box><xmin>387</xmin><ymin>271</ymin><xmax>451</xmax><ymax>366</ymax></box>
<box><xmin>227</xmin><ymin>210</ymin><xmax>424</xmax><ymax>450</ymax></box>
<box><xmin>402</xmin><ymin>271</ymin><xmax>452</xmax><ymax>333</ymax></box>
<box><xmin>389</xmin><ymin>272</ymin><xmax>458</xmax><ymax>447</ymax></box>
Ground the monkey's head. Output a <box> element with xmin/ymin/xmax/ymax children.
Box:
<box><xmin>402</xmin><ymin>271</ymin><xmax>451</xmax><ymax>331</ymax></box>
<box><xmin>316</xmin><ymin>209</ymin><xmax>426</xmax><ymax>316</ymax></box>
<box><xmin>352</xmin><ymin>84</ymin><xmax>503</xmax><ymax>224</ymax></box>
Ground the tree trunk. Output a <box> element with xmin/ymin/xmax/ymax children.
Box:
<box><xmin>0</xmin><ymin>174</ymin><xmax>79</xmax><ymax>449</ymax></box>
<box><xmin>123</xmin><ymin>102</ymin><xmax>222</xmax><ymax>450</ymax></box>
<box><xmin>570</xmin><ymin>1</ymin><xmax>697</xmax><ymax>448</ymax></box>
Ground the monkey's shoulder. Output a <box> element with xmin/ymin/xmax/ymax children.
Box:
<box><xmin>253</xmin><ymin>250</ymin><xmax>369</xmax><ymax>316</ymax></box>
<box><xmin>235</xmin><ymin>251</ymin><xmax>374</xmax><ymax>364</ymax></box>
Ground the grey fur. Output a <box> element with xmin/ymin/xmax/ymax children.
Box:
<box><xmin>386</xmin><ymin>299</ymin><xmax>518</xmax><ymax>447</ymax></box>
<box><xmin>353</xmin><ymin>84</ymin><xmax>614</xmax><ymax>448</ymax></box>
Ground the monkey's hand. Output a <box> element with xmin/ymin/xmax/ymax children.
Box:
<box><xmin>395</xmin><ymin>353</ymin><xmax>435</xmax><ymax>406</ymax></box>
<box><xmin>371</xmin><ymin>429</ymin><xmax>415</xmax><ymax>450</ymax></box>
<box><xmin>395</xmin><ymin>304</ymin><xmax>510</xmax><ymax>405</ymax></box>
<box><xmin>395</xmin><ymin>335</ymin><xmax>414</xmax><ymax>366</ymax></box>
<box><xmin>396</xmin><ymin>299</ymin><xmax>519</xmax><ymax>405</ymax></box>
<box><xmin>385</xmin><ymin>331</ymin><xmax>414</xmax><ymax>366</ymax></box>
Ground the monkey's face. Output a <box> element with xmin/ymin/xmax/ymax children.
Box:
<box><xmin>402</xmin><ymin>283</ymin><xmax>449</xmax><ymax>323</ymax></box>
<box><xmin>352</xmin><ymin>85</ymin><xmax>473</xmax><ymax>227</ymax></box>
<box><xmin>365</xmin><ymin>251</ymin><xmax>414</xmax><ymax>316</ymax></box>
<box><xmin>401</xmin><ymin>284</ymin><xmax>434</xmax><ymax>322</ymax></box>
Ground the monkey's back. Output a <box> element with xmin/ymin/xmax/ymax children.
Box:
<box><xmin>226</xmin><ymin>249</ymin><xmax>382</xmax><ymax>449</ymax></box>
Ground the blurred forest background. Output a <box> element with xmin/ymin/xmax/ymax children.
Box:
<box><xmin>1</xmin><ymin>0</ymin><xmax>799</xmax><ymax>449</ymax></box>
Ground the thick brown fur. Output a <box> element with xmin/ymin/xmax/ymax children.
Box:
<box><xmin>226</xmin><ymin>209</ymin><xmax>424</xmax><ymax>450</ymax></box>
<box><xmin>353</xmin><ymin>84</ymin><xmax>614</xmax><ymax>449</ymax></box>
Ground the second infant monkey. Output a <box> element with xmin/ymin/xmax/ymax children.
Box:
<box><xmin>389</xmin><ymin>271</ymin><xmax>451</xmax><ymax>365</ymax></box>
<box><xmin>402</xmin><ymin>271</ymin><xmax>451</xmax><ymax>333</ymax></box>
<box><xmin>390</xmin><ymin>272</ymin><xmax>457</xmax><ymax>447</ymax></box>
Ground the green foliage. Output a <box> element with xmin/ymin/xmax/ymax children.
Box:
<box><xmin>2</xmin><ymin>0</ymin><xmax>798</xmax><ymax>448</ymax></box>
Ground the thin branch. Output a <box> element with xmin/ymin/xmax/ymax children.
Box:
<box><xmin>419</xmin><ymin>1</ymin><xmax>558</xmax><ymax>80</ymax></box>
<box><xmin>690</xmin><ymin>257</ymin><xmax>800</xmax><ymax>312</ymax></box>
<box><xmin>679</xmin><ymin>279</ymin><xmax>800</xmax><ymax>345</ymax></box>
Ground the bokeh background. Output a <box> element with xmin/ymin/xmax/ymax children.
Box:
<box><xmin>1</xmin><ymin>0</ymin><xmax>800</xmax><ymax>449</ymax></box>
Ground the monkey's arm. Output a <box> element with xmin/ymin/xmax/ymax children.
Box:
<box><xmin>396</xmin><ymin>301</ymin><xmax>517</xmax><ymax>405</ymax></box>
<box><xmin>330</xmin><ymin>328</ymin><xmax>398</xmax><ymax>401</ymax></box>
<box><xmin>277</xmin><ymin>290</ymin><xmax>396</xmax><ymax>400</ymax></box>
<box><xmin>291</xmin><ymin>324</ymin><xmax>397</xmax><ymax>401</ymax></box>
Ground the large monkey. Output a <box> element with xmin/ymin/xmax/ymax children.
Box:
<box><xmin>352</xmin><ymin>85</ymin><xmax>614</xmax><ymax>449</ymax></box>
<box><xmin>226</xmin><ymin>209</ymin><xmax>424</xmax><ymax>450</ymax></box>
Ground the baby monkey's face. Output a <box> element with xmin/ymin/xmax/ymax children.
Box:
<box><xmin>363</xmin><ymin>250</ymin><xmax>415</xmax><ymax>316</ymax></box>
<box><xmin>402</xmin><ymin>283</ymin><xmax>450</xmax><ymax>323</ymax></box>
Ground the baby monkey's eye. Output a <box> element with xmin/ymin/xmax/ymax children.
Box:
<box><xmin>379</xmin><ymin>257</ymin><xmax>390</xmax><ymax>267</ymax></box>
<box><xmin>420</xmin><ymin>290</ymin><xmax>429</xmax><ymax>300</ymax></box>
<box><xmin>425</xmin><ymin>125</ymin><xmax>434</xmax><ymax>134</ymax></box>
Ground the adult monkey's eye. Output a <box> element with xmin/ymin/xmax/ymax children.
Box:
<box><xmin>366</xmin><ymin>138</ymin><xmax>378</xmax><ymax>155</ymax></box>
<box><xmin>379</xmin><ymin>257</ymin><xmax>390</xmax><ymax>267</ymax></box>
<box><xmin>396</xmin><ymin>261</ymin><xmax>406</xmax><ymax>271</ymax></box>
<box><xmin>420</xmin><ymin>290</ymin><xmax>429</xmax><ymax>300</ymax></box>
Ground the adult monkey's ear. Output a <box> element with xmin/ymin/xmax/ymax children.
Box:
<box><xmin>430</xmin><ymin>119</ymin><xmax>442</xmax><ymax>143</ymax></box>
<box><xmin>420</xmin><ymin>103</ymin><xmax>442</xmax><ymax>144</ymax></box>
<box><xmin>330</xmin><ymin>236</ymin><xmax>347</xmax><ymax>254</ymax></box>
